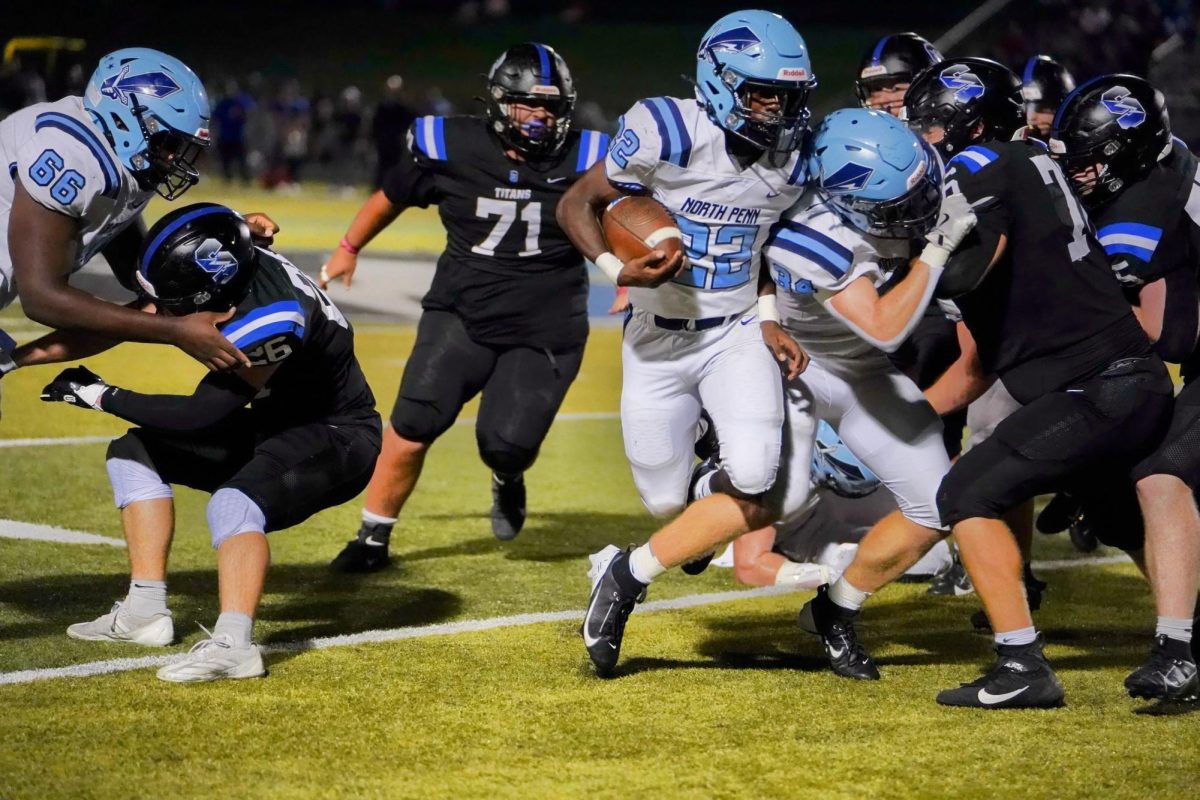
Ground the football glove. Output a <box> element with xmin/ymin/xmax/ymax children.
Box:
<box><xmin>40</xmin><ymin>366</ymin><xmax>111</xmax><ymax>411</ymax></box>
<box><xmin>920</xmin><ymin>193</ymin><xmax>977</xmax><ymax>269</ymax></box>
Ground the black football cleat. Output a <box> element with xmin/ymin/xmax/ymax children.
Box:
<box><xmin>937</xmin><ymin>636</ymin><xmax>1065</xmax><ymax>709</ymax></box>
<box><xmin>798</xmin><ymin>584</ymin><xmax>880</xmax><ymax>680</ymax></box>
<box><xmin>1068</xmin><ymin>515</ymin><xmax>1098</xmax><ymax>553</ymax></box>
<box><xmin>329</xmin><ymin>523</ymin><xmax>392</xmax><ymax>573</ymax></box>
<box><xmin>1035</xmin><ymin>491</ymin><xmax>1081</xmax><ymax>534</ymax></box>
<box><xmin>491</xmin><ymin>472</ymin><xmax>526</xmax><ymax>541</ymax></box>
<box><xmin>1125</xmin><ymin>635</ymin><xmax>1200</xmax><ymax>702</ymax></box>
<box><xmin>582</xmin><ymin>545</ymin><xmax>646</xmax><ymax>676</ymax></box>
<box><xmin>927</xmin><ymin>551</ymin><xmax>974</xmax><ymax>597</ymax></box>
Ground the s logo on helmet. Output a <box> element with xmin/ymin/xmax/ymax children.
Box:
<box><xmin>193</xmin><ymin>239</ymin><xmax>240</xmax><ymax>285</ymax></box>
<box><xmin>823</xmin><ymin>162</ymin><xmax>875</xmax><ymax>194</ymax></box>
<box><xmin>699</xmin><ymin>26</ymin><xmax>764</xmax><ymax>60</ymax></box>
<box><xmin>938</xmin><ymin>64</ymin><xmax>985</xmax><ymax>103</ymax></box>
<box><xmin>99</xmin><ymin>65</ymin><xmax>182</xmax><ymax>106</ymax></box>
<box><xmin>1100</xmin><ymin>86</ymin><xmax>1146</xmax><ymax>130</ymax></box>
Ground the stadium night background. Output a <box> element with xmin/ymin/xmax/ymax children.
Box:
<box><xmin>1</xmin><ymin>1</ymin><xmax>1198</xmax><ymax>798</ymax></box>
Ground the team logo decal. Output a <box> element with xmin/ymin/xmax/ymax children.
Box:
<box><xmin>939</xmin><ymin>64</ymin><xmax>985</xmax><ymax>103</ymax></box>
<box><xmin>100</xmin><ymin>65</ymin><xmax>182</xmax><ymax>106</ymax></box>
<box><xmin>193</xmin><ymin>238</ymin><xmax>240</xmax><ymax>285</ymax></box>
<box><xmin>699</xmin><ymin>26</ymin><xmax>763</xmax><ymax>59</ymax></box>
<box><xmin>1100</xmin><ymin>86</ymin><xmax>1146</xmax><ymax>129</ymax></box>
<box><xmin>823</xmin><ymin>161</ymin><xmax>875</xmax><ymax>193</ymax></box>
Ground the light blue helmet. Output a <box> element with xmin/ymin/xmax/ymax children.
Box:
<box><xmin>83</xmin><ymin>48</ymin><xmax>211</xmax><ymax>199</ymax></box>
<box><xmin>810</xmin><ymin>107</ymin><xmax>943</xmax><ymax>239</ymax></box>
<box><xmin>694</xmin><ymin>10</ymin><xmax>817</xmax><ymax>154</ymax></box>
<box><xmin>811</xmin><ymin>420</ymin><xmax>880</xmax><ymax>499</ymax></box>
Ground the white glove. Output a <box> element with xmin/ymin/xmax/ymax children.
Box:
<box><xmin>920</xmin><ymin>193</ymin><xmax>978</xmax><ymax>269</ymax></box>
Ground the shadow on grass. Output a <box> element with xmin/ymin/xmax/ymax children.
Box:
<box><xmin>0</xmin><ymin>563</ymin><xmax>462</xmax><ymax>644</ymax></box>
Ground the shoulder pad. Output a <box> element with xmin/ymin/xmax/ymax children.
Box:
<box><xmin>947</xmin><ymin>144</ymin><xmax>1001</xmax><ymax>175</ymax></box>
<box><xmin>32</xmin><ymin>112</ymin><xmax>120</xmax><ymax>198</ymax></box>
<box><xmin>574</xmin><ymin>129</ymin><xmax>611</xmax><ymax>172</ymax></box>
<box><xmin>638</xmin><ymin>97</ymin><xmax>693</xmax><ymax>168</ymax></box>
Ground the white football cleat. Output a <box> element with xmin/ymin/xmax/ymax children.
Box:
<box><xmin>156</xmin><ymin>629</ymin><xmax>265</xmax><ymax>683</ymax></box>
<box><xmin>67</xmin><ymin>601</ymin><xmax>174</xmax><ymax>646</ymax></box>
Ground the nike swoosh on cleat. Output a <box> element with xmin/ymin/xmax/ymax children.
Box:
<box><xmin>582</xmin><ymin>588</ymin><xmax>606</xmax><ymax>648</ymax></box>
<box><xmin>827</xmin><ymin>644</ymin><xmax>845</xmax><ymax>659</ymax></box>
<box><xmin>978</xmin><ymin>685</ymin><xmax>1029</xmax><ymax>705</ymax></box>
<box><xmin>364</xmin><ymin>536</ymin><xmax>387</xmax><ymax>547</ymax></box>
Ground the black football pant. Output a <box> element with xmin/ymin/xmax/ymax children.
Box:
<box><xmin>937</xmin><ymin>355</ymin><xmax>1174</xmax><ymax>551</ymax></box>
<box><xmin>1132</xmin><ymin>375</ymin><xmax>1200</xmax><ymax>488</ymax></box>
<box><xmin>390</xmin><ymin>310</ymin><xmax>584</xmax><ymax>475</ymax></box>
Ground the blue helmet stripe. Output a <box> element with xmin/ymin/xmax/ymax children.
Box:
<box><xmin>140</xmin><ymin>205</ymin><xmax>232</xmax><ymax>276</ymax></box>
<box><xmin>1053</xmin><ymin>74</ymin><xmax>1107</xmax><ymax>132</ymax></box>
<box><xmin>34</xmin><ymin>113</ymin><xmax>119</xmax><ymax>197</ymax></box>
<box><xmin>871</xmin><ymin>35</ymin><xmax>890</xmax><ymax>66</ymax></box>
<box><xmin>532</xmin><ymin>43</ymin><xmax>552</xmax><ymax>86</ymax></box>
<box><xmin>1022</xmin><ymin>57</ymin><xmax>1038</xmax><ymax>84</ymax></box>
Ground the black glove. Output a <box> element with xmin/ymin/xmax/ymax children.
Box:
<box><xmin>40</xmin><ymin>366</ymin><xmax>111</xmax><ymax>410</ymax></box>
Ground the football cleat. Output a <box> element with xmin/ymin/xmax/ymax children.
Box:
<box><xmin>1124</xmin><ymin>635</ymin><xmax>1200</xmax><ymax>702</ymax></box>
<box><xmin>927</xmin><ymin>551</ymin><xmax>974</xmax><ymax>596</ymax></box>
<box><xmin>157</xmin><ymin>628</ymin><xmax>265</xmax><ymax>683</ymax></box>
<box><xmin>581</xmin><ymin>545</ymin><xmax>646</xmax><ymax>676</ymax></box>
<box><xmin>798</xmin><ymin>584</ymin><xmax>880</xmax><ymax>680</ymax></box>
<box><xmin>67</xmin><ymin>601</ymin><xmax>174</xmax><ymax>646</ymax></box>
<box><xmin>937</xmin><ymin>636</ymin><xmax>1065</xmax><ymax>709</ymax></box>
<box><xmin>329</xmin><ymin>523</ymin><xmax>392</xmax><ymax>573</ymax></box>
<box><xmin>491</xmin><ymin>472</ymin><xmax>527</xmax><ymax>541</ymax></box>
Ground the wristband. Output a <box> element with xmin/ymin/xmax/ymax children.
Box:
<box><xmin>919</xmin><ymin>241</ymin><xmax>952</xmax><ymax>270</ymax></box>
<box><xmin>339</xmin><ymin>237</ymin><xmax>361</xmax><ymax>256</ymax></box>
<box><xmin>595</xmin><ymin>252</ymin><xmax>624</xmax><ymax>285</ymax></box>
<box><xmin>757</xmin><ymin>293</ymin><xmax>781</xmax><ymax>324</ymax></box>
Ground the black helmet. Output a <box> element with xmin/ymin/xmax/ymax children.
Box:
<box><xmin>1050</xmin><ymin>74</ymin><xmax>1171</xmax><ymax>207</ymax></box>
<box><xmin>136</xmin><ymin>203</ymin><xmax>257</xmax><ymax>315</ymax></box>
<box><xmin>1021</xmin><ymin>55</ymin><xmax>1075</xmax><ymax>113</ymax></box>
<box><xmin>903</xmin><ymin>57</ymin><xmax>1024</xmax><ymax>157</ymax></box>
<box><xmin>856</xmin><ymin>32</ymin><xmax>943</xmax><ymax>107</ymax></box>
<box><xmin>484</xmin><ymin>43</ymin><xmax>577</xmax><ymax>158</ymax></box>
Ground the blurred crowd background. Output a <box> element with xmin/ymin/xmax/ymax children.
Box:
<box><xmin>2</xmin><ymin>0</ymin><xmax>1196</xmax><ymax>192</ymax></box>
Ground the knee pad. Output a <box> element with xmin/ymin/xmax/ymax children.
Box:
<box><xmin>640</xmin><ymin>492</ymin><xmax>686</xmax><ymax>519</ymax></box>
<box><xmin>206</xmin><ymin>488</ymin><xmax>267</xmax><ymax>549</ymax></box>
<box><xmin>719</xmin><ymin>439</ymin><xmax>781</xmax><ymax>497</ymax></box>
<box><xmin>477</xmin><ymin>432</ymin><xmax>538</xmax><ymax>476</ymax></box>
<box><xmin>106</xmin><ymin>433</ymin><xmax>172</xmax><ymax>508</ymax></box>
<box><xmin>390</xmin><ymin>397</ymin><xmax>452</xmax><ymax>445</ymax></box>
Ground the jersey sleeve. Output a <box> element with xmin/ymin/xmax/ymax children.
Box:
<box><xmin>604</xmin><ymin>101</ymin><xmax>668</xmax><ymax>192</ymax></box>
<box><xmin>15</xmin><ymin>115</ymin><xmax>120</xmax><ymax>218</ymax></box>
<box><xmin>381</xmin><ymin>146</ymin><xmax>440</xmax><ymax>208</ymax></box>
<box><xmin>218</xmin><ymin>294</ymin><xmax>310</xmax><ymax>366</ymax></box>
<box><xmin>763</xmin><ymin>214</ymin><xmax>877</xmax><ymax>299</ymax></box>
<box><xmin>1093</xmin><ymin>181</ymin><xmax>1175</xmax><ymax>287</ymax></box>
<box><xmin>943</xmin><ymin>143</ymin><xmax>1011</xmax><ymax>273</ymax></box>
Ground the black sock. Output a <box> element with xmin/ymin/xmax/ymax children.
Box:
<box><xmin>611</xmin><ymin>552</ymin><xmax>647</xmax><ymax>594</ymax></box>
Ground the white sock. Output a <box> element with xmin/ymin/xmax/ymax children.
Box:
<box><xmin>1156</xmin><ymin>616</ymin><xmax>1193</xmax><ymax>644</ymax></box>
<box><xmin>628</xmin><ymin>544</ymin><xmax>666</xmax><ymax>584</ymax></box>
<box><xmin>828</xmin><ymin>576</ymin><xmax>871</xmax><ymax>612</ymax></box>
<box><xmin>994</xmin><ymin>626</ymin><xmax>1038</xmax><ymax>647</ymax></box>
<box><xmin>125</xmin><ymin>579</ymin><xmax>168</xmax><ymax>618</ymax></box>
<box><xmin>213</xmin><ymin>611</ymin><xmax>254</xmax><ymax>647</ymax></box>
<box><xmin>775</xmin><ymin>562</ymin><xmax>830</xmax><ymax>589</ymax></box>
<box><xmin>362</xmin><ymin>509</ymin><xmax>398</xmax><ymax>526</ymax></box>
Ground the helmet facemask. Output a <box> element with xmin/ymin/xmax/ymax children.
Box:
<box><xmin>129</xmin><ymin>101</ymin><xmax>208</xmax><ymax>200</ymax></box>
<box><xmin>715</xmin><ymin>68</ymin><xmax>813</xmax><ymax>154</ymax></box>
<box><xmin>487</xmin><ymin>87</ymin><xmax>574</xmax><ymax>159</ymax></box>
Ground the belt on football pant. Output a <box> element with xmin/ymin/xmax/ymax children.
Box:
<box><xmin>651</xmin><ymin>313</ymin><xmax>739</xmax><ymax>332</ymax></box>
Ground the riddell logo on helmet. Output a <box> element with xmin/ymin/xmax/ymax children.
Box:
<box><xmin>530</xmin><ymin>85</ymin><xmax>561</xmax><ymax>96</ymax></box>
<box><xmin>777</xmin><ymin>67</ymin><xmax>808</xmax><ymax>80</ymax></box>
<box><xmin>860</xmin><ymin>65</ymin><xmax>888</xmax><ymax>79</ymax></box>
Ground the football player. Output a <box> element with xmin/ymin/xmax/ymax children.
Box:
<box><xmin>30</xmin><ymin>204</ymin><xmax>380</xmax><ymax>682</ymax></box>
<box><xmin>319</xmin><ymin>44</ymin><xmax>608</xmax><ymax>569</ymax></box>
<box><xmin>0</xmin><ymin>48</ymin><xmax>270</xmax><ymax>375</ymax></box>
<box><xmin>1054</xmin><ymin>75</ymin><xmax>1199</xmax><ymax>701</ymax></box>
<box><xmin>855</xmin><ymin>32</ymin><xmax>943</xmax><ymax>117</ymax></box>
<box><xmin>557</xmin><ymin>10</ymin><xmax>816</xmax><ymax>675</ymax></box>
<box><xmin>1021</xmin><ymin>55</ymin><xmax>1075</xmax><ymax>141</ymax></box>
<box><xmin>758</xmin><ymin>108</ymin><xmax>972</xmax><ymax>679</ymax></box>
<box><xmin>906</xmin><ymin>59</ymin><xmax>1174</xmax><ymax>708</ymax></box>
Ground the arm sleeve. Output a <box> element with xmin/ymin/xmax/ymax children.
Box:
<box><xmin>604</xmin><ymin>102</ymin><xmax>664</xmax><ymax>192</ymax></box>
<box><xmin>101</xmin><ymin>372</ymin><xmax>257</xmax><ymax>431</ymax></box>
<box><xmin>15</xmin><ymin>125</ymin><xmax>113</xmax><ymax>218</ymax></box>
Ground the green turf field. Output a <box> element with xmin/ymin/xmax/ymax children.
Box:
<box><xmin>1</xmin><ymin>308</ymin><xmax>1197</xmax><ymax>799</ymax></box>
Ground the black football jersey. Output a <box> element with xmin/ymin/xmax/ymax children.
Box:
<box><xmin>383</xmin><ymin>115</ymin><xmax>610</xmax><ymax>350</ymax></box>
<box><xmin>1091</xmin><ymin>140</ymin><xmax>1200</xmax><ymax>374</ymax></box>
<box><xmin>218</xmin><ymin>248</ymin><xmax>377</xmax><ymax>432</ymax></box>
<box><xmin>945</xmin><ymin>138</ymin><xmax>1152</xmax><ymax>404</ymax></box>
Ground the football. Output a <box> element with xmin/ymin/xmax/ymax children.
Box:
<box><xmin>601</xmin><ymin>195</ymin><xmax>684</xmax><ymax>263</ymax></box>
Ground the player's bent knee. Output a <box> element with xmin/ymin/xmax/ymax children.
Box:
<box><xmin>207</xmin><ymin>488</ymin><xmax>267</xmax><ymax>550</ymax></box>
<box><xmin>106</xmin><ymin>432</ymin><xmax>173</xmax><ymax>508</ymax></box>
<box><xmin>936</xmin><ymin>478</ymin><xmax>1004</xmax><ymax>529</ymax></box>
<box><xmin>641</xmin><ymin>494</ymin><xmax>686</xmax><ymax>519</ymax></box>
<box><xmin>477</xmin><ymin>434</ymin><xmax>538</xmax><ymax>475</ymax></box>
<box><xmin>390</xmin><ymin>397</ymin><xmax>453</xmax><ymax>445</ymax></box>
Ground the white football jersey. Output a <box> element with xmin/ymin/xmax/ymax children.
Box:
<box><xmin>764</xmin><ymin>192</ymin><xmax>916</xmax><ymax>371</ymax></box>
<box><xmin>0</xmin><ymin>96</ymin><xmax>153</xmax><ymax>308</ymax></box>
<box><xmin>605</xmin><ymin>96</ymin><xmax>807</xmax><ymax>319</ymax></box>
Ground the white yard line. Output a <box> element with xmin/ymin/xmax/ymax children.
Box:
<box><xmin>0</xmin><ymin>555</ymin><xmax>1130</xmax><ymax>686</ymax></box>
<box><xmin>0</xmin><ymin>413</ymin><xmax>621</xmax><ymax>449</ymax></box>
<box><xmin>0</xmin><ymin>519</ymin><xmax>125</xmax><ymax>547</ymax></box>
